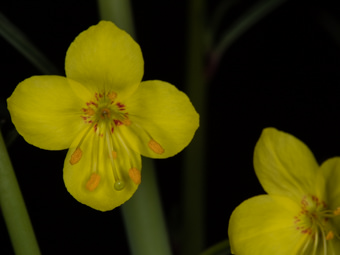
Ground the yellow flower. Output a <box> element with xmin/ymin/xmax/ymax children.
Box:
<box><xmin>228</xmin><ymin>128</ymin><xmax>340</xmax><ymax>254</ymax></box>
<box><xmin>7</xmin><ymin>21</ymin><xmax>199</xmax><ymax>211</ymax></box>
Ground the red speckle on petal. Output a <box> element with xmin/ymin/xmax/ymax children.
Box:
<box><xmin>114</xmin><ymin>120</ymin><xmax>123</xmax><ymax>126</ymax></box>
<box><xmin>116</xmin><ymin>102</ymin><xmax>125</xmax><ymax>110</ymax></box>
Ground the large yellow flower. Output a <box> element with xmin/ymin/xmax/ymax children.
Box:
<box><xmin>7</xmin><ymin>21</ymin><xmax>199</xmax><ymax>211</ymax></box>
<box><xmin>228</xmin><ymin>128</ymin><xmax>340</xmax><ymax>254</ymax></box>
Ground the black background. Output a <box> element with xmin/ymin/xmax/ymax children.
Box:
<box><xmin>1</xmin><ymin>0</ymin><xmax>340</xmax><ymax>254</ymax></box>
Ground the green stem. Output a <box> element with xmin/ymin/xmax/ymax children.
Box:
<box><xmin>0</xmin><ymin>132</ymin><xmax>41</xmax><ymax>255</ymax></box>
<box><xmin>121</xmin><ymin>158</ymin><xmax>172</xmax><ymax>255</ymax></box>
<box><xmin>182</xmin><ymin>0</ymin><xmax>206</xmax><ymax>254</ymax></box>
<box><xmin>97</xmin><ymin>1</ymin><xmax>172</xmax><ymax>254</ymax></box>
<box><xmin>97</xmin><ymin>0</ymin><xmax>135</xmax><ymax>37</ymax></box>
<box><xmin>212</xmin><ymin>0</ymin><xmax>287</xmax><ymax>64</ymax></box>
<box><xmin>0</xmin><ymin>12</ymin><xmax>60</xmax><ymax>75</ymax></box>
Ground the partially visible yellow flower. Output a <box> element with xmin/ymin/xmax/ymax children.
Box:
<box><xmin>228</xmin><ymin>128</ymin><xmax>340</xmax><ymax>254</ymax></box>
<box><xmin>7</xmin><ymin>21</ymin><xmax>199</xmax><ymax>211</ymax></box>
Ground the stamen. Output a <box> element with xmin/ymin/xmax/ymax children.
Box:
<box><xmin>105</xmin><ymin>128</ymin><xmax>125</xmax><ymax>191</ymax></box>
<box><xmin>115</xmin><ymin>130</ymin><xmax>141</xmax><ymax>187</ymax></box>
<box><xmin>91</xmin><ymin>128</ymin><xmax>100</xmax><ymax>173</ymax></box>
<box><xmin>129</xmin><ymin>168</ymin><xmax>141</xmax><ymax>185</ymax></box>
<box><xmin>148</xmin><ymin>139</ymin><xmax>165</xmax><ymax>154</ymax></box>
<box><xmin>70</xmin><ymin>124</ymin><xmax>96</xmax><ymax>165</ymax></box>
<box><xmin>313</xmin><ymin>231</ymin><xmax>318</xmax><ymax>255</ymax></box>
<box><xmin>129</xmin><ymin>122</ymin><xmax>165</xmax><ymax>154</ymax></box>
<box><xmin>86</xmin><ymin>173</ymin><xmax>101</xmax><ymax>191</ymax></box>
<box><xmin>322</xmin><ymin>230</ymin><xmax>327</xmax><ymax>255</ymax></box>
<box><xmin>70</xmin><ymin>147</ymin><xmax>82</xmax><ymax>165</ymax></box>
<box><xmin>301</xmin><ymin>237</ymin><xmax>312</xmax><ymax>253</ymax></box>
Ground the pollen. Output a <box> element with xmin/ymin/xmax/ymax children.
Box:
<box><xmin>148</xmin><ymin>139</ymin><xmax>165</xmax><ymax>154</ymax></box>
<box><xmin>86</xmin><ymin>173</ymin><xmax>101</xmax><ymax>191</ymax></box>
<box><xmin>129</xmin><ymin>168</ymin><xmax>141</xmax><ymax>185</ymax></box>
<box><xmin>70</xmin><ymin>147</ymin><xmax>82</xmax><ymax>165</ymax></box>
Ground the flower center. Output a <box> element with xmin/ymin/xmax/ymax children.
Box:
<box><xmin>69</xmin><ymin>91</ymin><xmax>164</xmax><ymax>192</ymax></box>
<box><xmin>294</xmin><ymin>194</ymin><xmax>340</xmax><ymax>254</ymax></box>
<box><xmin>100</xmin><ymin>107</ymin><xmax>111</xmax><ymax>119</ymax></box>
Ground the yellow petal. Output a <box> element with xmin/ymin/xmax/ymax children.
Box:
<box><xmin>317</xmin><ymin>157</ymin><xmax>340</xmax><ymax>227</ymax></box>
<box><xmin>65</xmin><ymin>21</ymin><xmax>143</xmax><ymax>100</ymax></box>
<box><xmin>63</xmin><ymin>127</ymin><xmax>141</xmax><ymax>211</ymax></box>
<box><xmin>121</xmin><ymin>80</ymin><xmax>199</xmax><ymax>158</ymax></box>
<box><xmin>253</xmin><ymin>128</ymin><xmax>319</xmax><ymax>202</ymax></box>
<box><xmin>228</xmin><ymin>195</ymin><xmax>307</xmax><ymax>255</ymax></box>
<box><xmin>327</xmin><ymin>239</ymin><xmax>340</xmax><ymax>255</ymax></box>
<box><xmin>7</xmin><ymin>76</ymin><xmax>85</xmax><ymax>150</ymax></box>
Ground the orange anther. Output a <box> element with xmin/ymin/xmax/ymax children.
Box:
<box><xmin>112</xmin><ymin>151</ymin><xmax>117</xmax><ymax>159</ymax></box>
<box><xmin>148</xmin><ymin>139</ymin><xmax>164</xmax><ymax>154</ymax></box>
<box><xmin>129</xmin><ymin>168</ymin><xmax>141</xmax><ymax>185</ymax></box>
<box><xmin>70</xmin><ymin>147</ymin><xmax>82</xmax><ymax>165</ymax></box>
<box><xmin>86</xmin><ymin>173</ymin><xmax>101</xmax><ymax>191</ymax></box>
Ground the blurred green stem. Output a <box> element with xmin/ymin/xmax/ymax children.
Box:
<box><xmin>0</xmin><ymin>12</ymin><xmax>60</xmax><ymax>75</ymax></box>
<box><xmin>97</xmin><ymin>0</ymin><xmax>135</xmax><ymax>37</ymax></box>
<box><xmin>211</xmin><ymin>0</ymin><xmax>287</xmax><ymax>69</ymax></box>
<box><xmin>182</xmin><ymin>0</ymin><xmax>206</xmax><ymax>254</ymax></box>
<box><xmin>0</xmin><ymin>132</ymin><xmax>41</xmax><ymax>255</ymax></box>
<box><xmin>97</xmin><ymin>1</ymin><xmax>172</xmax><ymax>254</ymax></box>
